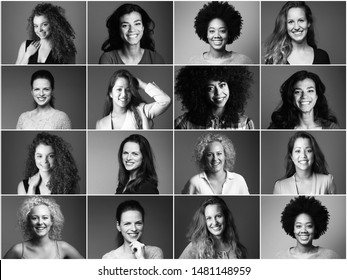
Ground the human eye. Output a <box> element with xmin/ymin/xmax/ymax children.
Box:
<box><xmin>207</xmin><ymin>85</ymin><xmax>215</xmax><ymax>93</ymax></box>
<box><xmin>49</xmin><ymin>154</ymin><xmax>55</xmax><ymax>159</ymax></box>
<box><xmin>121</xmin><ymin>23</ymin><xmax>129</xmax><ymax>29</ymax></box>
<box><xmin>219</xmin><ymin>82</ymin><xmax>227</xmax><ymax>88</ymax></box>
<box><xmin>294</xmin><ymin>90</ymin><xmax>301</xmax><ymax>95</ymax></box>
<box><xmin>287</xmin><ymin>20</ymin><xmax>293</xmax><ymax>24</ymax></box>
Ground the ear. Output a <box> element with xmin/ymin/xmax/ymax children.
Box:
<box><xmin>308</xmin><ymin>22</ymin><xmax>311</xmax><ymax>28</ymax></box>
<box><xmin>116</xmin><ymin>221</ymin><xmax>120</xmax><ymax>232</ymax></box>
<box><xmin>109</xmin><ymin>91</ymin><xmax>113</xmax><ymax>99</ymax></box>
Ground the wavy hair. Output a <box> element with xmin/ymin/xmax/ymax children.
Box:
<box><xmin>264</xmin><ymin>1</ymin><xmax>316</xmax><ymax>64</ymax></box>
<box><xmin>27</xmin><ymin>3</ymin><xmax>76</xmax><ymax>63</ymax></box>
<box><xmin>187</xmin><ymin>197</ymin><xmax>247</xmax><ymax>259</ymax></box>
<box><xmin>194</xmin><ymin>1</ymin><xmax>243</xmax><ymax>45</ymax></box>
<box><xmin>116</xmin><ymin>134</ymin><xmax>158</xmax><ymax>194</ymax></box>
<box><xmin>30</xmin><ymin>69</ymin><xmax>55</xmax><ymax>108</ymax></box>
<box><xmin>24</xmin><ymin>132</ymin><xmax>80</xmax><ymax>194</ymax></box>
<box><xmin>281</xmin><ymin>196</ymin><xmax>329</xmax><ymax>239</ymax></box>
<box><xmin>175</xmin><ymin>66</ymin><xmax>253</xmax><ymax>128</ymax></box>
<box><xmin>101</xmin><ymin>3</ymin><xmax>156</xmax><ymax>52</ymax></box>
<box><xmin>284</xmin><ymin>131</ymin><xmax>328</xmax><ymax>178</ymax></box>
<box><xmin>269</xmin><ymin>70</ymin><xmax>338</xmax><ymax>129</ymax></box>
<box><xmin>193</xmin><ymin>133</ymin><xmax>236</xmax><ymax>172</ymax></box>
<box><xmin>18</xmin><ymin>196</ymin><xmax>64</xmax><ymax>241</ymax></box>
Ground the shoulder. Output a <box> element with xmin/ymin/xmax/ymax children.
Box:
<box><xmin>96</xmin><ymin>114</ymin><xmax>111</xmax><ymax>129</ymax></box>
<box><xmin>99</xmin><ymin>50</ymin><xmax>120</xmax><ymax>64</ymax></box>
<box><xmin>273</xmin><ymin>176</ymin><xmax>295</xmax><ymax>194</ymax></box>
<box><xmin>225</xmin><ymin>172</ymin><xmax>249</xmax><ymax>193</ymax></box>
<box><xmin>144</xmin><ymin>49</ymin><xmax>165</xmax><ymax>64</ymax></box>
<box><xmin>3</xmin><ymin>243</ymin><xmax>23</xmax><ymax>259</ymax></box>
<box><xmin>175</xmin><ymin>114</ymin><xmax>192</xmax><ymax>129</ymax></box>
<box><xmin>53</xmin><ymin>110</ymin><xmax>70</xmax><ymax>120</ymax></box>
<box><xmin>145</xmin><ymin>245</ymin><xmax>164</xmax><ymax>259</ymax></box>
<box><xmin>230</xmin><ymin>52</ymin><xmax>253</xmax><ymax>64</ymax></box>
<box><xmin>17</xmin><ymin>180</ymin><xmax>27</xmax><ymax>194</ymax></box>
<box><xmin>182</xmin><ymin>173</ymin><xmax>205</xmax><ymax>194</ymax></box>
<box><xmin>313</xmin><ymin>48</ymin><xmax>330</xmax><ymax>64</ymax></box>
<box><xmin>179</xmin><ymin>242</ymin><xmax>196</xmax><ymax>259</ymax></box>
<box><xmin>275</xmin><ymin>248</ymin><xmax>291</xmax><ymax>259</ymax></box>
<box><xmin>317</xmin><ymin>247</ymin><xmax>340</xmax><ymax>259</ymax></box>
<box><xmin>58</xmin><ymin>241</ymin><xmax>83</xmax><ymax>259</ymax></box>
<box><xmin>315</xmin><ymin>173</ymin><xmax>334</xmax><ymax>183</ymax></box>
<box><xmin>321</xmin><ymin>120</ymin><xmax>339</xmax><ymax>129</ymax></box>
<box><xmin>102</xmin><ymin>249</ymin><xmax>119</xmax><ymax>259</ymax></box>
<box><xmin>189</xmin><ymin>54</ymin><xmax>205</xmax><ymax>64</ymax></box>
<box><xmin>238</xmin><ymin>115</ymin><xmax>254</xmax><ymax>129</ymax></box>
<box><xmin>137</xmin><ymin>180</ymin><xmax>159</xmax><ymax>194</ymax></box>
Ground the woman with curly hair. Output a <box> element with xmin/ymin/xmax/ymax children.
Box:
<box><xmin>103</xmin><ymin>200</ymin><xmax>163</xmax><ymax>259</ymax></box>
<box><xmin>276</xmin><ymin>196</ymin><xmax>339</xmax><ymax>258</ymax></box>
<box><xmin>99</xmin><ymin>3</ymin><xmax>164</xmax><ymax>64</ymax></box>
<box><xmin>17</xmin><ymin>132</ymin><xmax>80</xmax><ymax>194</ymax></box>
<box><xmin>16</xmin><ymin>70</ymin><xmax>72</xmax><ymax>129</ymax></box>
<box><xmin>264</xmin><ymin>1</ymin><xmax>330</xmax><ymax>64</ymax></box>
<box><xmin>3</xmin><ymin>197</ymin><xmax>83</xmax><ymax>259</ymax></box>
<box><xmin>274</xmin><ymin>131</ymin><xmax>336</xmax><ymax>194</ymax></box>
<box><xmin>175</xmin><ymin>66</ymin><xmax>254</xmax><ymax>129</ymax></box>
<box><xmin>96</xmin><ymin>69</ymin><xmax>171</xmax><ymax>129</ymax></box>
<box><xmin>16</xmin><ymin>3</ymin><xmax>76</xmax><ymax>64</ymax></box>
<box><xmin>179</xmin><ymin>196</ymin><xmax>247</xmax><ymax>259</ymax></box>
<box><xmin>182</xmin><ymin>133</ymin><xmax>249</xmax><ymax>194</ymax></box>
<box><xmin>189</xmin><ymin>1</ymin><xmax>252</xmax><ymax>64</ymax></box>
<box><xmin>268</xmin><ymin>70</ymin><xmax>338</xmax><ymax>129</ymax></box>
<box><xmin>116</xmin><ymin>134</ymin><xmax>158</xmax><ymax>194</ymax></box>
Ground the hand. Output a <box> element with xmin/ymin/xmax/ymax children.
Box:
<box><xmin>129</xmin><ymin>241</ymin><xmax>145</xmax><ymax>259</ymax></box>
<box><xmin>28</xmin><ymin>172</ymin><xmax>41</xmax><ymax>194</ymax></box>
<box><xmin>136</xmin><ymin>77</ymin><xmax>147</xmax><ymax>90</ymax></box>
<box><xmin>25</xmin><ymin>41</ymin><xmax>40</xmax><ymax>57</ymax></box>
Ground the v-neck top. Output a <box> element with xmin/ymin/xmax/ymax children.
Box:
<box><xmin>26</xmin><ymin>40</ymin><xmax>59</xmax><ymax>64</ymax></box>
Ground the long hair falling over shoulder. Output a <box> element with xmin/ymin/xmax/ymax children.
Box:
<box><xmin>24</xmin><ymin>132</ymin><xmax>80</xmax><ymax>194</ymax></box>
<box><xmin>269</xmin><ymin>70</ymin><xmax>338</xmax><ymax>129</ymax></box>
<box><xmin>264</xmin><ymin>1</ymin><xmax>316</xmax><ymax>64</ymax></box>
<box><xmin>27</xmin><ymin>3</ymin><xmax>76</xmax><ymax>63</ymax></box>
<box><xmin>116</xmin><ymin>134</ymin><xmax>158</xmax><ymax>193</ymax></box>
<box><xmin>284</xmin><ymin>131</ymin><xmax>329</xmax><ymax>178</ymax></box>
<box><xmin>101</xmin><ymin>3</ymin><xmax>156</xmax><ymax>52</ymax></box>
<box><xmin>187</xmin><ymin>197</ymin><xmax>247</xmax><ymax>259</ymax></box>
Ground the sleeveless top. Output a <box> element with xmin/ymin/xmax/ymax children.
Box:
<box><xmin>23</xmin><ymin>178</ymin><xmax>41</xmax><ymax>194</ymax></box>
<box><xmin>25</xmin><ymin>40</ymin><xmax>59</xmax><ymax>64</ymax></box>
<box><xmin>21</xmin><ymin>240</ymin><xmax>61</xmax><ymax>259</ymax></box>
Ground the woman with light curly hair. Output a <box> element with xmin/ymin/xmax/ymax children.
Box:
<box><xmin>3</xmin><ymin>197</ymin><xmax>83</xmax><ymax>259</ymax></box>
<box><xmin>276</xmin><ymin>196</ymin><xmax>339</xmax><ymax>259</ymax></box>
<box><xmin>189</xmin><ymin>1</ymin><xmax>252</xmax><ymax>64</ymax></box>
<box><xmin>181</xmin><ymin>133</ymin><xmax>249</xmax><ymax>194</ymax></box>
<box><xmin>16</xmin><ymin>2</ymin><xmax>76</xmax><ymax>64</ymax></box>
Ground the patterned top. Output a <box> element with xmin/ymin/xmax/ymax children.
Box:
<box><xmin>102</xmin><ymin>245</ymin><xmax>163</xmax><ymax>259</ymax></box>
<box><xmin>16</xmin><ymin>109</ymin><xmax>71</xmax><ymax>129</ymax></box>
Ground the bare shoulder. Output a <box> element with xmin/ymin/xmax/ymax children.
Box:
<box><xmin>17</xmin><ymin>180</ymin><xmax>26</xmax><ymax>194</ymax></box>
<box><xmin>3</xmin><ymin>243</ymin><xmax>22</xmax><ymax>259</ymax></box>
<box><xmin>58</xmin><ymin>240</ymin><xmax>84</xmax><ymax>259</ymax></box>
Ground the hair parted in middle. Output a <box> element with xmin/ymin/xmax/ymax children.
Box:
<box><xmin>31</xmin><ymin>69</ymin><xmax>55</xmax><ymax>108</ymax></box>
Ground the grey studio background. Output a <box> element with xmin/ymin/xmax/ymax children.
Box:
<box><xmin>88</xmin><ymin>131</ymin><xmax>173</xmax><ymax>194</ymax></box>
<box><xmin>1</xmin><ymin>131</ymin><xmax>86</xmax><ymax>194</ymax></box>
<box><xmin>175</xmin><ymin>131</ymin><xmax>259</xmax><ymax>194</ymax></box>
<box><xmin>1</xmin><ymin>196</ymin><xmax>87</xmax><ymax>258</ymax></box>
<box><xmin>174</xmin><ymin>66</ymin><xmax>260</xmax><ymax>128</ymax></box>
<box><xmin>1</xmin><ymin>1</ymin><xmax>86</xmax><ymax>64</ymax></box>
<box><xmin>88</xmin><ymin>1</ymin><xmax>173</xmax><ymax>64</ymax></box>
<box><xmin>261</xmin><ymin>131</ymin><xmax>346</xmax><ymax>194</ymax></box>
<box><xmin>88</xmin><ymin>196</ymin><xmax>173</xmax><ymax>258</ymax></box>
<box><xmin>261</xmin><ymin>1</ymin><xmax>346</xmax><ymax>64</ymax></box>
<box><xmin>261</xmin><ymin>196</ymin><xmax>346</xmax><ymax>259</ymax></box>
<box><xmin>174</xmin><ymin>1</ymin><xmax>260</xmax><ymax>64</ymax></box>
<box><xmin>88</xmin><ymin>66</ymin><xmax>173</xmax><ymax>129</ymax></box>
<box><xmin>261</xmin><ymin>66</ymin><xmax>346</xmax><ymax>129</ymax></box>
<box><xmin>175</xmin><ymin>196</ymin><xmax>260</xmax><ymax>258</ymax></box>
<box><xmin>1</xmin><ymin>66</ymin><xmax>86</xmax><ymax>129</ymax></box>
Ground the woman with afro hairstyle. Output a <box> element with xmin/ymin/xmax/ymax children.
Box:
<box><xmin>3</xmin><ymin>197</ymin><xmax>83</xmax><ymax>259</ymax></box>
<box><xmin>17</xmin><ymin>132</ymin><xmax>80</xmax><ymax>194</ymax></box>
<box><xmin>264</xmin><ymin>1</ymin><xmax>330</xmax><ymax>64</ymax></box>
<box><xmin>116</xmin><ymin>134</ymin><xmax>158</xmax><ymax>194</ymax></box>
<box><xmin>276</xmin><ymin>196</ymin><xmax>339</xmax><ymax>259</ymax></box>
<box><xmin>268</xmin><ymin>70</ymin><xmax>338</xmax><ymax>129</ymax></box>
<box><xmin>179</xmin><ymin>196</ymin><xmax>247</xmax><ymax>259</ymax></box>
<box><xmin>189</xmin><ymin>1</ymin><xmax>252</xmax><ymax>64</ymax></box>
<box><xmin>99</xmin><ymin>3</ymin><xmax>164</xmax><ymax>64</ymax></box>
<box><xmin>16</xmin><ymin>3</ymin><xmax>76</xmax><ymax>64</ymax></box>
<box><xmin>273</xmin><ymin>131</ymin><xmax>336</xmax><ymax>195</ymax></box>
<box><xmin>182</xmin><ymin>133</ymin><xmax>249</xmax><ymax>194</ymax></box>
<box><xmin>175</xmin><ymin>66</ymin><xmax>254</xmax><ymax>129</ymax></box>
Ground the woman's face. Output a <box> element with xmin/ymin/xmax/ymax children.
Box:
<box><xmin>294</xmin><ymin>213</ymin><xmax>315</xmax><ymax>246</ymax></box>
<box><xmin>293</xmin><ymin>78</ymin><xmax>317</xmax><ymax>114</ymax></box>
<box><xmin>204</xmin><ymin>204</ymin><xmax>225</xmax><ymax>238</ymax></box>
<box><xmin>206</xmin><ymin>80</ymin><xmax>230</xmax><ymax>109</ymax></box>
<box><xmin>117</xmin><ymin>210</ymin><xmax>144</xmax><ymax>244</ymax></box>
<box><xmin>33</xmin><ymin>15</ymin><xmax>51</xmax><ymax>40</ymax></box>
<box><xmin>119</xmin><ymin>11</ymin><xmax>144</xmax><ymax>46</ymax></box>
<box><xmin>110</xmin><ymin>77</ymin><xmax>132</xmax><ymax>108</ymax></box>
<box><xmin>31</xmin><ymin>78</ymin><xmax>53</xmax><ymax>107</ymax></box>
<box><xmin>207</xmin><ymin>18</ymin><xmax>228</xmax><ymax>50</ymax></box>
<box><xmin>122</xmin><ymin>142</ymin><xmax>143</xmax><ymax>173</ymax></box>
<box><xmin>29</xmin><ymin>205</ymin><xmax>53</xmax><ymax>238</ymax></box>
<box><xmin>286</xmin><ymin>7</ymin><xmax>310</xmax><ymax>44</ymax></box>
<box><xmin>291</xmin><ymin>137</ymin><xmax>314</xmax><ymax>172</ymax></box>
<box><xmin>35</xmin><ymin>144</ymin><xmax>55</xmax><ymax>173</ymax></box>
<box><xmin>204</xmin><ymin>141</ymin><xmax>226</xmax><ymax>173</ymax></box>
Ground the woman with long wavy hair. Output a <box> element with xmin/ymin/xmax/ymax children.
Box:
<box><xmin>179</xmin><ymin>196</ymin><xmax>247</xmax><ymax>259</ymax></box>
<box><xmin>16</xmin><ymin>2</ymin><xmax>76</xmax><ymax>64</ymax></box>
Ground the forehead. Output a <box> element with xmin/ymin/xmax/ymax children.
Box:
<box><xmin>35</xmin><ymin>143</ymin><xmax>54</xmax><ymax>154</ymax></box>
<box><xmin>32</xmin><ymin>78</ymin><xmax>51</xmax><ymax>88</ymax></box>
<box><xmin>120</xmin><ymin>11</ymin><xmax>142</xmax><ymax>22</ymax></box>
<box><xmin>287</xmin><ymin>7</ymin><xmax>306</xmax><ymax>19</ymax></box>
<box><xmin>295</xmin><ymin>213</ymin><xmax>313</xmax><ymax>223</ymax></box>
<box><xmin>204</xmin><ymin>204</ymin><xmax>222</xmax><ymax>216</ymax></box>
<box><xmin>205</xmin><ymin>141</ymin><xmax>224</xmax><ymax>152</ymax></box>
<box><xmin>293</xmin><ymin>137</ymin><xmax>312</xmax><ymax>148</ymax></box>
<box><xmin>120</xmin><ymin>210</ymin><xmax>143</xmax><ymax>221</ymax></box>
<box><xmin>30</xmin><ymin>204</ymin><xmax>50</xmax><ymax>215</ymax></box>
<box><xmin>33</xmin><ymin>15</ymin><xmax>49</xmax><ymax>24</ymax></box>
<box><xmin>114</xmin><ymin>77</ymin><xmax>129</xmax><ymax>87</ymax></box>
<box><xmin>294</xmin><ymin>78</ymin><xmax>315</xmax><ymax>89</ymax></box>
<box><xmin>208</xmin><ymin>18</ymin><xmax>226</xmax><ymax>28</ymax></box>
<box><xmin>123</xmin><ymin>141</ymin><xmax>140</xmax><ymax>151</ymax></box>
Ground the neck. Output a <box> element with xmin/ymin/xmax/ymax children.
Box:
<box><xmin>295</xmin><ymin>169</ymin><xmax>313</xmax><ymax>180</ymax></box>
<box><xmin>39</xmin><ymin>171</ymin><xmax>51</xmax><ymax>182</ymax></box>
<box><xmin>112</xmin><ymin>105</ymin><xmax>127</xmax><ymax>115</ymax></box>
<box><xmin>206</xmin><ymin>169</ymin><xmax>226</xmax><ymax>180</ymax></box>
<box><xmin>121</xmin><ymin>242</ymin><xmax>134</xmax><ymax>255</ymax></box>
<box><xmin>298</xmin><ymin>111</ymin><xmax>317</xmax><ymax>129</ymax></box>
<box><xmin>39</xmin><ymin>38</ymin><xmax>52</xmax><ymax>47</ymax></box>
<box><xmin>35</xmin><ymin>105</ymin><xmax>53</xmax><ymax>113</ymax></box>
<box><xmin>31</xmin><ymin>235</ymin><xmax>52</xmax><ymax>246</ymax></box>
<box><xmin>291</xmin><ymin>39</ymin><xmax>309</xmax><ymax>50</ymax></box>
<box><xmin>121</xmin><ymin>44</ymin><xmax>143</xmax><ymax>57</ymax></box>
<box><xmin>211</xmin><ymin>107</ymin><xmax>224</xmax><ymax>117</ymax></box>
<box><xmin>208</xmin><ymin>47</ymin><xmax>229</xmax><ymax>59</ymax></box>
<box><xmin>294</xmin><ymin>242</ymin><xmax>316</xmax><ymax>254</ymax></box>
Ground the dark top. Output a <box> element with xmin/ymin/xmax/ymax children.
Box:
<box><xmin>99</xmin><ymin>49</ymin><xmax>165</xmax><ymax>64</ymax></box>
<box><xmin>116</xmin><ymin>180</ymin><xmax>159</xmax><ymax>194</ymax></box>
<box><xmin>26</xmin><ymin>40</ymin><xmax>59</xmax><ymax>64</ymax></box>
<box><xmin>23</xmin><ymin>179</ymin><xmax>41</xmax><ymax>194</ymax></box>
<box><xmin>286</xmin><ymin>48</ymin><xmax>330</xmax><ymax>64</ymax></box>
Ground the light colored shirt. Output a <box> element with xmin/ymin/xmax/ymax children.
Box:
<box><xmin>16</xmin><ymin>109</ymin><xmax>71</xmax><ymax>129</ymax></box>
<box><xmin>102</xmin><ymin>245</ymin><xmax>163</xmax><ymax>259</ymax></box>
<box><xmin>276</xmin><ymin>246</ymin><xmax>340</xmax><ymax>259</ymax></box>
<box><xmin>189</xmin><ymin>52</ymin><xmax>253</xmax><ymax>64</ymax></box>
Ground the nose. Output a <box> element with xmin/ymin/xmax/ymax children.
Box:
<box><xmin>130</xmin><ymin>223</ymin><xmax>136</xmax><ymax>231</ymax></box>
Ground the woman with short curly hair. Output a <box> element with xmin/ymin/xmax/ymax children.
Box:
<box><xmin>182</xmin><ymin>133</ymin><xmax>249</xmax><ymax>194</ymax></box>
<box><xmin>175</xmin><ymin>66</ymin><xmax>254</xmax><ymax>129</ymax></box>
<box><xmin>17</xmin><ymin>132</ymin><xmax>80</xmax><ymax>194</ymax></box>
<box><xmin>276</xmin><ymin>196</ymin><xmax>339</xmax><ymax>259</ymax></box>
<box><xmin>3</xmin><ymin>197</ymin><xmax>83</xmax><ymax>259</ymax></box>
<box><xmin>16</xmin><ymin>3</ymin><xmax>76</xmax><ymax>64</ymax></box>
<box><xmin>179</xmin><ymin>197</ymin><xmax>247</xmax><ymax>259</ymax></box>
<box><xmin>189</xmin><ymin>1</ymin><xmax>252</xmax><ymax>64</ymax></box>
